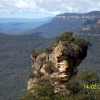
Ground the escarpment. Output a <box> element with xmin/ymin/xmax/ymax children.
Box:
<box><xmin>28</xmin><ymin>32</ymin><xmax>90</xmax><ymax>90</ymax></box>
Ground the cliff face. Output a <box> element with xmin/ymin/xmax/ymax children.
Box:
<box><xmin>53</xmin><ymin>41</ymin><xmax>87</xmax><ymax>79</ymax></box>
<box><xmin>54</xmin><ymin>11</ymin><xmax>100</xmax><ymax>20</ymax></box>
<box><xmin>82</xmin><ymin>19</ymin><xmax>100</xmax><ymax>31</ymax></box>
<box><xmin>28</xmin><ymin>32</ymin><xmax>89</xmax><ymax>90</ymax></box>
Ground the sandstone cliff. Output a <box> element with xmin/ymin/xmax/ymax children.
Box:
<box><xmin>28</xmin><ymin>32</ymin><xmax>90</xmax><ymax>91</ymax></box>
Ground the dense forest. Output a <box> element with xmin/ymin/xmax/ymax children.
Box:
<box><xmin>0</xmin><ymin>33</ymin><xmax>52</xmax><ymax>100</ymax></box>
<box><xmin>77</xmin><ymin>34</ymin><xmax>100</xmax><ymax>74</ymax></box>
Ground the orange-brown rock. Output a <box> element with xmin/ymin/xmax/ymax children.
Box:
<box><xmin>29</xmin><ymin>40</ymin><xmax>87</xmax><ymax>84</ymax></box>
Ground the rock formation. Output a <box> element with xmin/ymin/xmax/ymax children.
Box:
<box><xmin>28</xmin><ymin>32</ymin><xmax>90</xmax><ymax>91</ymax></box>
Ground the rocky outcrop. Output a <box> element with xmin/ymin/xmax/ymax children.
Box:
<box><xmin>82</xmin><ymin>26</ymin><xmax>91</xmax><ymax>31</ymax></box>
<box><xmin>82</xmin><ymin>19</ymin><xmax>100</xmax><ymax>31</ymax></box>
<box><xmin>50</xmin><ymin>41</ymin><xmax>87</xmax><ymax>80</ymax></box>
<box><xmin>27</xmin><ymin>78</ymin><xmax>37</xmax><ymax>90</ymax></box>
<box><xmin>28</xmin><ymin>32</ymin><xmax>89</xmax><ymax>92</ymax></box>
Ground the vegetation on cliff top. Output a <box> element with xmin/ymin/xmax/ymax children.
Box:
<box><xmin>32</xmin><ymin>32</ymin><xmax>90</xmax><ymax>58</ymax></box>
<box><xmin>55</xmin><ymin>32</ymin><xmax>90</xmax><ymax>48</ymax></box>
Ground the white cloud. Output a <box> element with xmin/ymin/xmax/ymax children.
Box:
<box><xmin>0</xmin><ymin>5</ymin><xmax>2</xmax><ymax>7</ymax></box>
<box><xmin>14</xmin><ymin>0</ymin><xmax>28</xmax><ymax>9</ymax></box>
<box><xmin>87</xmin><ymin>6</ymin><xmax>100</xmax><ymax>12</ymax></box>
<box><xmin>0</xmin><ymin>0</ymin><xmax>100</xmax><ymax>18</ymax></box>
<box><xmin>3</xmin><ymin>9</ymin><xmax>10</xmax><ymax>14</ymax></box>
<box><xmin>4</xmin><ymin>0</ymin><xmax>8</xmax><ymax>2</ymax></box>
<box><xmin>13</xmin><ymin>0</ymin><xmax>38</xmax><ymax>10</ymax></box>
<box><xmin>50</xmin><ymin>11</ymin><xmax>61</xmax><ymax>15</ymax></box>
<box><xmin>19</xmin><ymin>9</ymin><xmax>27</xmax><ymax>12</ymax></box>
<box><xmin>97</xmin><ymin>2</ymin><xmax>100</xmax><ymax>6</ymax></box>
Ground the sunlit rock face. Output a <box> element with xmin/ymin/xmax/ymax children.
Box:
<box><xmin>31</xmin><ymin>52</ymin><xmax>48</xmax><ymax>70</ymax></box>
<box><xmin>51</xmin><ymin>41</ymin><xmax>87</xmax><ymax>81</ymax></box>
<box><xmin>30</xmin><ymin>41</ymin><xmax>87</xmax><ymax>81</ymax></box>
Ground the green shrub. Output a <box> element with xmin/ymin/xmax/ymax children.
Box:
<box><xmin>44</xmin><ymin>61</ymin><xmax>54</xmax><ymax>74</ymax></box>
<box><xmin>39</xmin><ymin>57</ymin><xmax>46</xmax><ymax>65</ymax></box>
<box><xmin>55</xmin><ymin>32</ymin><xmax>75</xmax><ymax>43</ymax></box>
<box><xmin>43</xmin><ymin>46</ymin><xmax>53</xmax><ymax>54</ymax></box>
<box><xmin>75</xmin><ymin>38</ymin><xmax>91</xmax><ymax>49</ymax></box>
<box><xmin>21</xmin><ymin>77</ymin><xmax>66</xmax><ymax>100</ymax></box>
<box><xmin>32</xmin><ymin>50</ymin><xmax>41</xmax><ymax>58</ymax></box>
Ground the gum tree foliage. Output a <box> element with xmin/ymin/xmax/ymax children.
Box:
<box><xmin>32</xmin><ymin>50</ymin><xmax>41</xmax><ymax>58</ymax></box>
<box><xmin>64</xmin><ymin>70</ymin><xmax>100</xmax><ymax>100</ymax></box>
<box><xmin>55</xmin><ymin>32</ymin><xmax>91</xmax><ymax>49</ymax></box>
<box><xmin>44</xmin><ymin>61</ymin><xmax>58</xmax><ymax>74</ymax></box>
<box><xmin>21</xmin><ymin>78</ymin><xmax>65</xmax><ymax>100</ymax></box>
<box><xmin>43</xmin><ymin>46</ymin><xmax>53</xmax><ymax>54</ymax></box>
<box><xmin>21</xmin><ymin>70</ymin><xmax>100</xmax><ymax>100</ymax></box>
<box><xmin>55</xmin><ymin>32</ymin><xmax>75</xmax><ymax>43</ymax></box>
<box><xmin>77</xmin><ymin>70</ymin><xmax>99</xmax><ymax>84</ymax></box>
<box><xmin>75</xmin><ymin>38</ymin><xmax>91</xmax><ymax>49</ymax></box>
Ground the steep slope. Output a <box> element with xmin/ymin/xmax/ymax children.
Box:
<box><xmin>78</xmin><ymin>19</ymin><xmax>100</xmax><ymax>34</ymax></box>
<box><xmin>76</xmin><ymin>35</ymin><xmax>100</xmax><ymax>73</ymax></box>
<box><xmin>22</xmin><ymin>11</ymin><xmax>100</xmax><ymax>37</ymax></box>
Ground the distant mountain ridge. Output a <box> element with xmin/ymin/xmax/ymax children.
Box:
<box><xmin>0</xmin><ymin>17</ymin><xmax>52</xmax><ymax>23</ymax></box>
<box><xmin>0</xmin><ymin>17</ymin><xmax>52</xmax><ymax>34</ymax></box>
<box><xmin>22</xmin><ymin>11</ymin><xmax>100</xmax><ymax>37</ymax></box>
<box><xmin>54</xmin><ymin>11</ymin><xmax>100</xmax><ymax>19</ymax></box>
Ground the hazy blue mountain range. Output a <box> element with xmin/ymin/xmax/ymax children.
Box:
<box><xmin>22</xmin><ymin>11</ymin><xmax>100</xmax><ymax>37</ymax></box>
<box><xmin>0</xmin><ymin>17</ymin><xmax>52</xmax><ymax>34</ymax></box>
<box><xmin>0</xmin><ymin>17</ymin><xmax>52</xmax><ymax>23</ymax></box>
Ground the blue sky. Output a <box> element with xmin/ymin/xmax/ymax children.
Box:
<box><xmin>0</xmin><ymin>0</ymin><xmax>100</xmax><ymax>18</ymax></box>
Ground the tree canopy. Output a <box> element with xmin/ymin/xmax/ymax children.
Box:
<box><xmin>21</xmin><ymin>70</ymin><xmax>100</xmax><ymax>100</ymax></box>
